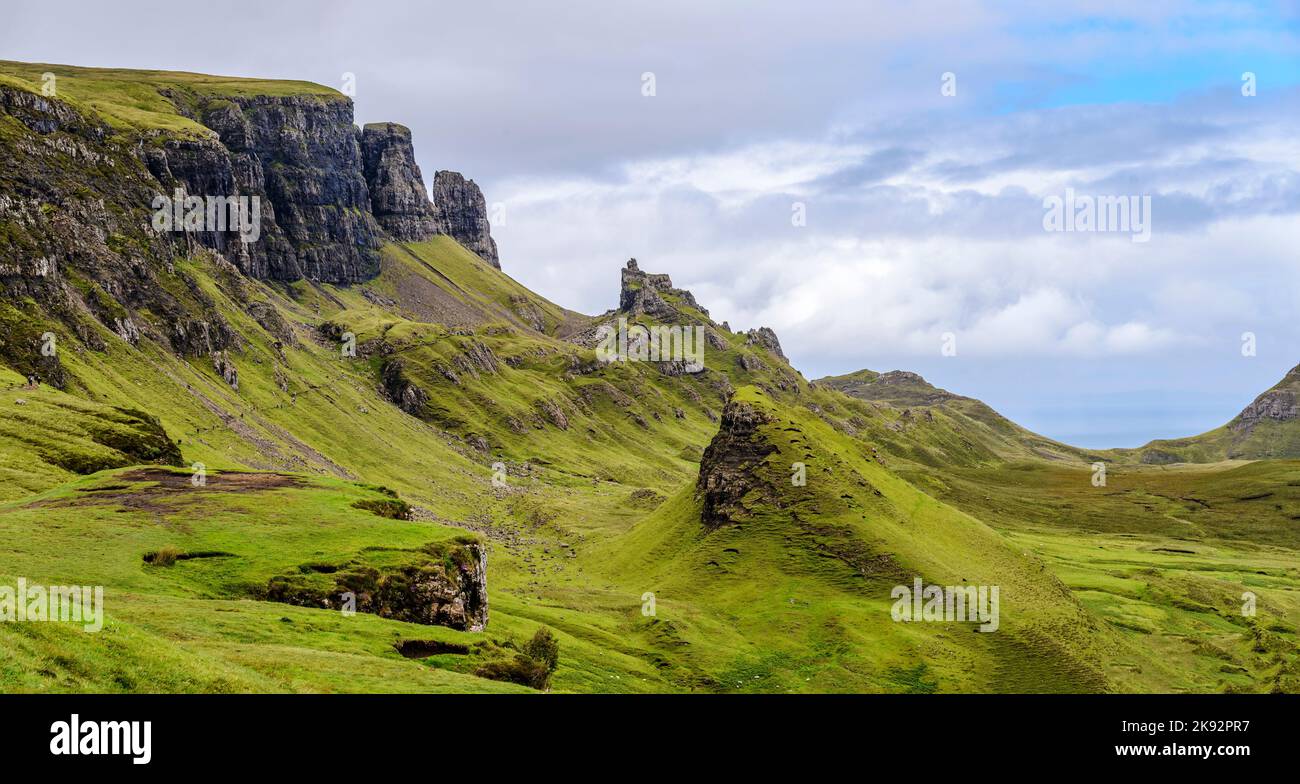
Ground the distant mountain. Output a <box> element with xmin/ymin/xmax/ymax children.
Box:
<box><xmin>814</xmin><ymin>368</ymin><xmax>1092</xmax><ymax>465</ymax></box>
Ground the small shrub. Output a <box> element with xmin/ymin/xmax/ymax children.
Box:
<box><xmin>352</xmin><ymin>498</ymin><xmax>413</xmax><ymax>520</ymax></box>
<box><xmin>523</xmin><ymin>627</ymin><xmax>560</xmax><ymax>675</ymax></box>
<box><xmin>145</xmin><ymin>545</ymin><xmax>183</xmax><ymax>566</ymax></box>
<box><xmin>474</xmin><ymin>656</ymin><xmax>552</xmax><ymax>690</ymax></box>
<box><xmin>475</xmin><ymin>627</ymin><xmax>561</xmax><ymax>691</ymax></box>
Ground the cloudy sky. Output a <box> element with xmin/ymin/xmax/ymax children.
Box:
<box><xmin>4</xmin><ymin>0</ymin><xmax>1299</xmax><ymax>447</ymax></box>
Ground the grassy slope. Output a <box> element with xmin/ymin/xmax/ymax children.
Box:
<box><xmin>816</xmin><ymin>368</ymin><xmax>1094</xmax><ymax>464</ymax></box>
<box><xmin>900</xmin><ymin>460</ymin><xmax>1300</xmax><ymax>692</ymax></box>
<box><xmin>0</xmin><ymin>60</ymin><xmax>340</xmax><ymax>136</ymax></box>
<box><xmin>588</xmin><ymin>386</ymin><xmax>1117</xmax><ymax>693</ymax></box>
<box><xmin>4</xmin><ymin>238</ymin><xmax>1293</xmax><ymax>692</ymax></box>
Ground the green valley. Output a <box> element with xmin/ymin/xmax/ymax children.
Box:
<box><xmin>1</xmin><ymin>59</ymin><xmax>1296</xmax><ymax>695</ymax></box>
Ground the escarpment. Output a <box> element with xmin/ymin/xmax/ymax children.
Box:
<box><xmin>1230</xmin><ymin>365</ymin><xmax>1300</xmax><ymax>433</ymax></box>
<box><xmin>153</xmin><ymin>91</ymin><xmax>383</xmax><ymax>283</ymax></box>
<box><xmin>0</xmin><ymin>70</ymin><xmax>501</xmax><ymax>379</ymax></box>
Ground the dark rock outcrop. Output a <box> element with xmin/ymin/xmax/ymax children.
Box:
<box><xmin>263</xmin><ymin>541</ymin><xmax>488</xmax><ymax>631</ymax></box>
<box><xmin>158</xmin><ymin>91</ymin><xmax>383</xmax><ymax>283</ymax></box>
<box><xmin>360</xmin><ymin>122</ymin><xmax>440</xmax><ymax>242</ymax></box>
<box><xmin>0</xmin><ymin>77</ymin><xmax>506</xmax><ymax>381</ymax></box>
<box><xmin>1231</xmin><ymin>379</ymin><xmax>1299</xmax><ymax>433</ymax></box>
<box><xmin>696</xmin><ymin>398</ymin><xmax>776</xmax><ymax>527</ymax></box>
<box><xmin>744</xmin><ymin>327</ymin><xmax>786</xmax><ymax>361</ymax></box>
<box><xmin>381</xmin><ymin>358</ymin><xmax>429</xmax><ymax>416</ymax></box>
<box><xmin>431</xmin><ymin>171</ymin><xmax>499</xmax><ymax>268</ymax></box>
<box><xmin>0</xmin><ymin>85</ymin><xmax>238</xmax><ymax>366</ymax></box>
<box><xmin>617</xmin><ymin>258</ymin><xmax>708</xmax><ymax>319</ymax></box>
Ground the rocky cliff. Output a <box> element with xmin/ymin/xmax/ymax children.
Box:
<box><xmin>361</xmin><ymin>122</ymin><xmax>441</xmax><ymax>242</ymax></box>
<box><xmin>0</xmin><ymin>83</ymin><xmax>239</xmax><ymax>374</ymax></box>
<box><xmin>431</xmin><ymin>170</ymin><xmax>499</xmax><ymax>268</ymax></box>
<box><xmin>619</xmin><ymin>257</ymin><xmax>707</xmax><ymax>318</ymax></box>
<box><xmin>696</xmin><ymin>397</ymin><xmax>777</xmax><ymax>527</ymax></box>
<box><xmin>0</xmin><ymin>67</ymin><xmax>503</xmax><ymax>381</ymax></box>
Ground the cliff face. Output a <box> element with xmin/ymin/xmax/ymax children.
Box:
<box><xmin>432</xmin><ymin>170</ymin><xmax>499</xmax><ymax>268</ymax></box>
<box><xmin>154</xmin><ymin>92</ymin><xmax>384</xmax><ymax>283</ymax></box>
<box><xmin>696</xmin><ymin>398</ymin><xmax>777</xmax><ymax>527</ymax></box>
<box><xmin>0</xmin><ymin>73</ymin><xmax>503</xmax><ymax>382</ymax></box>
<box><xmin>361</xmin><ymin>122</ymin><xmax>441</xmax><ymax>242</ymax></box>
<box><xmin>618</xmin><ymin>258</ymin><xmax>708</xmax><ymax>319</ymax></box>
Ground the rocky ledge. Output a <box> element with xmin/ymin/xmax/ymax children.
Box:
<box><xmin>262</xmin><ymin>540</ymin><xmax>488</xmax><ymax>631</ymax></box>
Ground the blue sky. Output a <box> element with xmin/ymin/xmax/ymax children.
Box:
<box><xmin>4</xmin><ymin>0</ymin><xmax>1299</xmax><ymax>448</ymax></box>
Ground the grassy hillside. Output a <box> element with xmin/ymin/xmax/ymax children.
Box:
<box><xmin>1</xmin><ymin>60</ymin><xmax>1296</xmax><ymax>694</ymax></box>
<box><xmin>0</xmin><ymin>60</ymin><xmax>340</xmax><ymax>135</ymax></box>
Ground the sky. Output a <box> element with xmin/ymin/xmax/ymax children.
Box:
<box><xmin>3</xmin><ymin>0</ymin><xmax>1299</xmax><ymax>447</ymax></box>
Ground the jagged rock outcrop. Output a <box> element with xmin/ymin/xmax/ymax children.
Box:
<box><xmin>381</xmin><ymin>358</ymin><xmax>429</xmax><ymax>415</ymax></box>
<box><xmin>211</xmin><ymin>350</ymin><xmax>239</xmax><ymax>390</ymax></box>
<box><xmin>431</xmin><ymin>171</ymin><xmax>499</xmax><ymax>268</ymax></box>
<box><xmin>745</xmin><ymin>327</ymin><xmax>786</xmax><ymax>361</ymax></box>
<box><xmin>696</xmin><ymin>398</ymin><xmax>776</xmax><ymax>527</ymax></box>
<box><xmin>360</xmin><ymin>122</ymin><xmax>440</xmax><ymax>242</ymax></box>
<box><xmin>618</xmin><ymin>258</ymin><xmax>708</xmax><ymax>319</ymax></box>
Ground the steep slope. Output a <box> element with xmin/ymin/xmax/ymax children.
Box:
<box><xmin>590</xmin><ymin>386</ymin><xmax>1116</xmax><ymax>692</ymax></box>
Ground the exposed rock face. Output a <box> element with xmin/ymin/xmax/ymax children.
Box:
<box><xmin>745</xmin><ymin>327</ymin><xmax>786</xmax><ymax>361</ymax></box>
<box><xmin>156</xmin><ymin>92</ymin><xmax>383</xmax><ymax>283</ymax></box>
<box><xmin>0</xmin><ymin>79</ymin><xmax>504</xmax><ymax>381</ymax></box>
<box><xmin>264</xmin><ymin>542</ymin><xmax>488</xmax><ymax>632</ymax></box>
<box><xmin>212</xmin><ymin>350</ymin><xmax>239</xmax><ymax>390</ymax></box>
<box><xmin>617</xmin><ymin>258</ymin><xmax>708</xmax><ymax>319</ymax></box>
<box><xmin>0</xmin><ymin>85</ymin><xmax>238</xmax><ymax>374</ymax></box>
<box><xmin>431</xmin><ymin>171</ymin><xmax>499</xmax><ymax>268</ymax></box>
<box><xmin>381</xmin><ymin>358</ymin><xmax>429</xmax><ymax>416</ymax></box>
<box><xmin>1231</xmin><ymin>383</ymin><xmax>1299</xmax><ymax>432</ymax></box>
<box><xmin>697</xmin><ymin>398</ymin><xmax>776</xmax><ymax>527</ymax></box>
<box><xmin>360</xmin><ymin>122</ymin><xmax>440</xmax><ymax>242</ymax></box>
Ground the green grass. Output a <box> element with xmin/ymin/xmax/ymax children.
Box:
<box><xmin>0</xmin><ymin>60</ymin><xmax>342</xmax><ymax>136</ymax></box>
<box><xmin>3</xmin><ymin>234</ymin><xmax>1296</xmax><ymax>692</ymax></box>
<box><xmin>0</xmin><ymin>104</ymin><xmax>1295</xmax><ymax>694</ymax></box>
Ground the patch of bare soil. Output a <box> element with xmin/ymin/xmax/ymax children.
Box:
<box><xmin>28</xmin><ymin>469</ymin><xmax>305</xmax><ymax>519</ymax></box>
